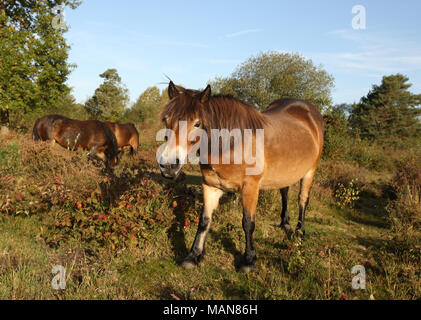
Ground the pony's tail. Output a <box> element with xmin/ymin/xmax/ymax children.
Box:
<box><xmin>32</xmin><ymin>118</ymin><xmax>41</xmax><ymax>141</ymax></box>
<box><xmin>129</xmin><ymin>139</ymin><xmax>139</xmax><ymax>156</ymax></box>
<box><xmin>130</xmin><ymin>124</ymin><xmax>139</xmax><ymax>156</ymax></box>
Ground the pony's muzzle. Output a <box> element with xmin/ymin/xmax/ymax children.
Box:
<box><xmin>159</xmin><ymin>158</ymin><xmax>182</xmax><ymax>180</ymax></box>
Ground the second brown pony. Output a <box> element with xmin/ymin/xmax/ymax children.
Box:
<box><xmin>33</xmin><ymin>114</ymin><xmax>119</xmax><ymax>168</ymax></box>
<box><xmin>104</xmin><ymin>122</ymin><xmax>139</xmax><ymax>155</ymax></box>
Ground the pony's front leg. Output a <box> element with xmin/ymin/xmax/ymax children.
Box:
<box><xmin>181</xmin><ymin>184</ymin><xmax>224</xmax><ymax>270</ymax></box>
<box><xmin>240</xmin><ymin>180</ymin><xmax>259</xmax><ymax>273</ymax></box>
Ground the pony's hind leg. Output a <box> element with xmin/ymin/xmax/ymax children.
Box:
<box><xmin>280</xmin><ymin>187</ymin><xmax>293</xmax><ymax>239</ymax></box>
<box><xmin>181</xmin><ymin>184</ymin><xmax>224</xmax><ymax>270</ymax></box>
<box><xmin>130</xmin><ymin>138</ymin><xmax>139</xmax><ymax>156</ymax></box>
<box><xmin>296</xmin><ymin>169</ymin><xmax>315</xmax><ymax>238</ymax></box>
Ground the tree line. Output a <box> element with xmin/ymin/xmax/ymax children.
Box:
<box><xmin>1</xmin><ymin>2</ymin><xmax>420</xmax><ymax>152</ymax></box>
<box><xmin>0</xmin><ymin>0</ymin><xmax>80</xmax><ymax>126</ymax></box>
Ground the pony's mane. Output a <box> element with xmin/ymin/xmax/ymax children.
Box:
<box><xmin>161</xmin><ymin>89</ymin><xmax>266</xmax><ymax>132</ymax></box>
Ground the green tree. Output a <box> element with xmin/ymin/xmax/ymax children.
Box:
<box><xmin>210</xmin><ymin>51</ymin><xmax>335</xmax><ymax>111</ymax></box>
<box><xmin>322</xmin><ymin>104</ymin><xmax>353</xmax><ymax>160</ymax></box>
<box><xmin>0</xmin><ymin>0</ymin><xmax>80</xmax><ymax>126</ymax></box>
<box><xmin>53</xmin><ymin>93</ymin><xmax>88</xmax><ymax>120</ymax></box>
<box><xmin>125</xmin><ymin>86</ymin><xmax>163</xmax><ymax>123</ymax></box>
<box><xmin>350</xmin><ymin>74</ymin><xmax>421</xmax><ymax>143</ymax></box>
<box><xmin>324</xmin><ymin>104</ymin><xmax>352</xmax><ymax>130</ymax></box>
<box><xmin>84</xmin><ymin>69</ymin><xmax>129</xmax><ymax>121</ymax></box>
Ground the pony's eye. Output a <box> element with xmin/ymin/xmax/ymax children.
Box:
<box><xmin>194</xmin><ymin>121</ymin><xmax>201</xmax><ymax>128</ymax></box>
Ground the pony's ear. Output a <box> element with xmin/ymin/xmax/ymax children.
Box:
<box><xmin>200</xmin><ymin>85</ymin><xmax>212</xmax><ymax>104</ymax></box>
<box><xmin>168</xmin><ymin>81</ymin><xmax>180</xmax><ymax>100</ymax></box>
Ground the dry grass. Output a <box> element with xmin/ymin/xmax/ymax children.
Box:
<box><xmin>386</xmin><ymin>156</ymin><xmax>421</xmax><ymax>239</ymax></box>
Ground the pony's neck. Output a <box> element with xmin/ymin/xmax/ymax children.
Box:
<box><xmin>206</xmin><ymin>96</ymin><xmax>265</xmax><ymax>131</ymax></box>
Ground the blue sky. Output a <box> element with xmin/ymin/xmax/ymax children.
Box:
<box><xmin>64</xmin><ymin>0</ymin><xmax>421</xmax><ymax>106</ymax></box>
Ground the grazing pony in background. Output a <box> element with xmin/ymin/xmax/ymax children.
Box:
<box><xmin>158</xmin><ymin>82</ymin><xmax>325</xmax><ymax>273</ymax></box>
<box><xmin>32</xmin><ymin>114</ymin><xmax>119</xmax><ymax>169</ymax></box>
<box><xmin>104</xmin><ymin>122</ymin><xmax>139</xmax><ymax>156</ymax></box>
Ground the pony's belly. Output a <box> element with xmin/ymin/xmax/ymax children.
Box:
<box><xmin>260</xmin><ymin>160</ymin><xmax>315</xmax><ymax>190</ymax></box>
<box><xmin>259</xmin><ymin>175</ymin><xmax>301</xmax><ymax>190</ymax></box>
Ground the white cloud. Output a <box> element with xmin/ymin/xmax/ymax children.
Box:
<box><xmin>317</xmin><ymin>28</ymin><xmax>421</xmax><ymax>75</ymax></box>
<box><xmin>224</xmin><ymin>29</ymin><xmax>263</xmax><ymax>38</ymax></box>
<box><xmin>207</xmin><ymin>59</ymin><xmax>241</xmax><ymax>65</ymax></box>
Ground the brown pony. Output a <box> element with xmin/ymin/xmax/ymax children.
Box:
<box><xmin>104</xmin><ymin>122</ymin><xmax>139</xmax><ymax>155</ymax></box>
<box><xmin>158</xmin><ymin>82</ymin><xmax>325</xmax><ymax>273</ymax></box>
<box><xmin>33</xmin><ymin>114</ymin><xmax>119</xmax><ymax>168</ymax></box>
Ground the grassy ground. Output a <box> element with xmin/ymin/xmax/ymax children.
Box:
<box><xmin>0</xmin><ymin>128</ymin><xmax>420</xmax><ymax>300</ymax></box>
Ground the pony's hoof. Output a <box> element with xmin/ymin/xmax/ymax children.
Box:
<box><xmin>281</xmin><ymin>224</ymin><xmax>293</xmax><ymax>239</ymax></box>
<box><xmin>181</xmin><ymin>260</ymin><xmax>197</xmax><ymax>270</ymax></box>
<box><xmin>295</xmin><ymin>229</ymin><xmax>306</xmax><ymax>239</ymax></box>
<box><xmin>239</xmin><ymin>264</ymin><xmax>256</xmax><ymax>274</ymax></box>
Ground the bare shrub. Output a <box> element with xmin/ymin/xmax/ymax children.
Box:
<box><xmin>316</xmin><ymin>161</ymin><xmax>368</xmax><ymax>191</ymax></box>
<box><xmin>19</xmin><ymin>139</ymin><xmax>104</xmax><ymax>193</ymax></box>
<box><xmin>1</xmin><ymin>134</ymin><xmax>107</xmax><ymax>216</ymax></box>
<box><xmin>314</xmin><ymin>161</ymin><xmax>369</xmax><ymax>209</ymax></box>
<box><xmin>386</xmin><ymin>156</ymin><xmax>421</xmax><ymax>235</ymax></box>
<box><xmin>390</xmin><ymin>157</ymin><xmax>421</xmax><ymax>206</ymax></box>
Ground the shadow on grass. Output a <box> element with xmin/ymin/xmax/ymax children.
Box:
<box><xmin>350</xmin><ymin>189</ymin><xmax>389</xmax><ymax>229</ymax></box>
<box><xmin>356</xmin><ymin>234</ymin><xmax>421</xmax><ymax>261</ymax></box>
<box><xmin>325</xmin><ymin>187</ymin><xmax>390</xmax><ymax>230</ymax></box>
<box><xmin>161</xmin><ymin>175</ymin><xmax>201</xmax><ymax>264</ymax></box>
<box><xmin>167</xmin><ymin>203</ymin><xmax>189</xmax><ymax>264</ymax></box>
<box><xmin>210</xmin><ymin>229</ymin><xmax>244</xmax><ymax>271</ymax></box>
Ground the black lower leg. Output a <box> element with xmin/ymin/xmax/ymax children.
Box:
<box><xmin>242</xmin><ymin>213</ymin><xmax>256</xmax><ymax>267</ymax></box>
<box><xmin>280</xmin><ymin>187</ymin><xmax>290</xmax><ymax>226</ymax></box>
<box><xmin>183</xmin><ymin>213</ymin><xmax>211</xmax><ymax>265</ymax></box>
<box><xmin>280</xmin><ymin>187</ymin><xmax>293</xmax><ymax>238</ymax></box>
<box><xmin>296</xmin><ymin>197</ymin><xmax>309</xmax><ymax>236</ymax></box>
